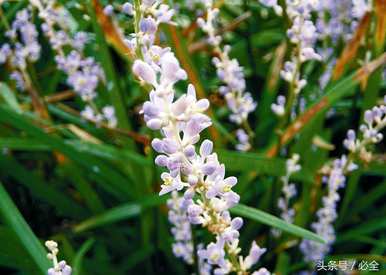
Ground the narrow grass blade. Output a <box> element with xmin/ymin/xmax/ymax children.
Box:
<box><xmin>0</xmin><ymin>82</ymin><xmax>21</xmax><ymax>113</ymax></box>
<box><xmin>73</xmin><ymin>195</ymin><xmax>166</xmax><ymax>233</ymax></box>
<box><xmin>337</xmin><ymin>218</ymin><xmax>386</xmax><ymax>242</ymax></box>
<box><xmin>0</xmin><ymin>156</ymin><xmax>88</xmax><ymax>218</ymax></box>
<box><xmin>231</xmin><ymin>204</ymin><xmax>325</xmax><ymax>243</ymax></box>
<box><xmin>0</xmin><ymin>226</ymin><xmax>38</xmax><ymax>273</ymax></box>
<box><xmin>0</xmin><ymin>137</ymin><xmax>50</xmax><ymax>151</ymax></box>
<box><xmin>73</xmin><ymin>239</ymin><xmax>95</xmax><ymax>275</ymax></box>
<box><xmin>0</xmin><ymin>182</ymin><xmax>51</xmax><ymax>273</ymax></box>
<box><xmin>0</xmin><ymin>105</ymin><xmax>133</xmax><ymax>199</ymax></box>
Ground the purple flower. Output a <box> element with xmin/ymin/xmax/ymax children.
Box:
<box><xmin>198</xmin><ymin>239</ymin><xmax>226</xmax><ymax>266</ymax></box>
<box><xmin>103</xmin><ymin>5</ymin><xmax>114</xmax><ymax>16</ymax></box>
<box><xmin>243</xmin><ymin>241</ymin><xmax>267</xmax><ymax>270</ymax></box>
<box><xmin>160</xmin><ymin>172</ymin><xmax>184</xmax><ymax>195</ymax></box>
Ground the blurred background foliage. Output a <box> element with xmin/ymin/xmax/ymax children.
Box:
<box><xmin>0</xmin><ymin>0</ymin><xmax>385</xmax><ymax>274</ymax></box>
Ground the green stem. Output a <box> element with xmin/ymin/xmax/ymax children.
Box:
<box><xmin>134</xmin><ymin>0</ymin><xmax>143</xmax><ymax>59</ymax></box>
<box><xmin>0</xmin><ymin>5</ymin><xmax>10</xmax><ymax>30</ymax></box>
<box><xmin>191</xmin><ymin>227</ymin><xmax>200</xmax><ymax>275</ymax></box>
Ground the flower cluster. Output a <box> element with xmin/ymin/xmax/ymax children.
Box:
<box><xmin>352</xmin><ymin>0</ymin><xmax>372</xmax><ymax>20</ymax></box>
<box><xmin>167</xmin><ymin>192</ymin><xmax>194</xmax><ymax>265</ymax></box>
<box><xmin>197</xmin><ymin>0</ymin><xmax>257</xmax><ymax>151</ymax></box>
<box><xmin>80</xmin><ymin>105</ymin><xmax>117</xmax><ymax>128</ymax></box>
<box><xmin>45</xmin><ymin>240</ymin><xmax>72</xmax><ymax>275</ymax></box>
<box><xmin>0</xmin><ymin>8</ymin><xmax>41</xmax><ymax>90</ymax></box>
<box><xmin>103</xmin><ymin>2</ymin><xmax>134</xmax><ymax>17</ymax></box>
<box><xmin>284</xmin><ymin>0</ymin><xmax>321</xmax><ymax>90</ymax></box>
<box><xmin>259</xmin><ymin>0</ymin><xmax>283</xmax><ymax>16</ymax></box>
<box><xmin>272</xmin><ymin>154</ymin><xmax>300</xmax><ymax>236</ymax></box>
<box><xmin>55</xmin><ymin>50</ymin><xmax>104</xmax><ymax>101</ymax></box>
<box><xmin>130</xmin><ymin>1</ymin><xmax>269</xmax><ymax>273</ymax></box>
<box><xmin>262</xmin><ymin>1</ymin><xmax>322</xmax><ymax>122</ymax></box>
<box><xmin>301</xmin><ymin>99</ymin><xmax>385</xmax><ymax>263</ymax></box>
<box><xmin>344</xmin><ymin>103</ymin><xmax>386</xmax><ymax>162</ymax></box>
<box><xmin>271</xmin><ymin>95</ymin><xmax>286</xmax><ymax>116</ymax></box>
<box><xmin>300</xmin><ymin>155</ymin><xmax>357</xmax><ymax>262</ymax></box>
<box><xmin>315</xmin><ymin>1</ymin><xmax>359</xmax><ymax>43</ymax></box>
<box><xmin>279</xmin><ymin>154</ymin><xmax>300</xmax><ymax>222</ymax></box>
<box><xmin>30</xmin><ymin>0</ymin><xmax>116</xmax><ymax>127</ymax></box>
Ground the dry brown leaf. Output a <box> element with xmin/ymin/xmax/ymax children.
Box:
<box><xmin>332</xmin><ymin>13</ymin><xmax>371</xmax><ymax>80</ymax></box>
<box><xmin>267</xmin><ymin>41</ymin><xmax>287</xmax><ymax>91</ymax></box>
<box><xmin>375</xmin><ymin>0</ymin><xmax>386</xmax><ymax>51</ymax></box>
<box><xmin>266</xmin><ymin>53</ymin><xmax>386</xmax><ymax>158</ymax></box>
<box><xmin>92</xmin><ymin>0</ymin><xmax>133</xmax><ymax>59</ymax></box>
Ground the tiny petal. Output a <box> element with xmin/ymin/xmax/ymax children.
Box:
<box><xmin>200</xmin><ymin>139</ymin><xmax>213</xmax><ymax>157</ymax></box>
<box><xmin>133</xmin><ymin>60</ymin><xmax>157</xmax><ymax>85</ymax></box>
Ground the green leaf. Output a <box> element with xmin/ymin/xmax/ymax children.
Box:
<box><xmin>337</xmin><ymin>170</ymin><xmax>361</xmax><ymax>227</ymax></box>
<box><xmin>73</xmin><ymin>194</ymin><xmax>166</xmax><ymax>233</ymax></box>
<box><xmin>231</xmin><ymin>204</ymin><xmax>325</xmax><ymax>243</ymax></box>
<box><xmin>219</xmin><ymin>150</ymin><xmax>313</xmax><ymax>182</ymax></box>
<box><xmin>0</xmin><ymin>137</ymin><xmax>150</xmax><ymax>170</ymax></box>
<box><xmin>0</xmin><ymin>226</ymin><xmax>38</xmax><ymax>273</ymax></box>
<box><xmin>61</xmin><ymin>163</ymin><xmax>105</xmax><ymax>214</ymax></box>
<box><xmin>74</xmin><ymin>204</ymin><xmax>140</xmax><ymax>233</ymax></box>
<box><xmin>274</xmin><ymin>252</ymin><xmax>290</xmax><ymax>275</ymax></box>
<box><xmin>68</xmin><ymin>140</ymin><xmax>150</xmax><ymax>166</ymax></box>
<box><xmin>0</xmin><ymin>156</ymin><xmax>88</xmax><ymax>219</ymax></box>
<box><xmin>123</xmin><ymin>245</ymin><xmax>154</xmax><ymax>271</ymax></box>
<box><xmin>337</xmin><ymin>218</ymin><xmax>386</xmax><ymax>242</ymax></box>
<box><xmin>0</xmin><ymin>105</ymin><xmax>133</xmax><ymax>200</ymax></box>
<box><xmin>219</xmin><ymin>149</ymin><xmax>286</xmax><ymax>174</ymax></box>
<box><xmin>251</xmin><ymin>29</ymin><xmax>285</xmax><ymax>47</ymax></box>
<box><xmin>0</xmin><ymin>137</ymin><xmax>50</xmax><ymax>151</ymax></box>
<box><xmin>0</xmin><ymin>182</ymin><xmax>51</xmax><ymax>273</ymax></box>
<box><xmin>351</xmin><ymin>180</ymin><xmax>386</xmax><ymax>215</ymax></box>
<box><xmin>73</xmin><ymin>239</ymin><xmax>95</xmax><ymax>275</ymax></box>
<box><xmin>0</xmin><ymin>82</ymin><xmax>21</xmax><ymax>113</ymax></box>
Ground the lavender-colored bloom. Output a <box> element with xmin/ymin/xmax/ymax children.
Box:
<box><xmin>140</xmin><ymin>17</ymin><xmax>158</xmax><ymax>35</ymax></box>
<box><xmin>103</xmin><ymin>5</ymin><xmax>114</xmax><ymax>16</ymax></box>
<box><xmin>352</xmin><ymin>0</ymin><xmax>371</xmax><ymax>19</ymax></box>
<box><xmin>9</xmin><ymin>9</ymin><xmax>41</xmax><ymax>65</ymax></box>
<box><xmin>122</xmin><ymin>2</ymin><xmax>134</xmax><ymax>15</ymax></box>
<box><xmin>315</xmin><ymin>0</ymin><xmax>366</xmax><ymax>43</ymax></box>
<box><xmin>0</xmin><ymin>44</ymin><xmax>11</xmax><ymax>64</ymax></box>
<box><xmin>300</xmin><ymin>156</ymin><xmax>350</xmax><ymax>262</ymax></box>
<box><xmin>259</xmin><ymin>0</ymin><xmax>283</xmax><ymax>15</ymax></box>
<box><xmin>130</xmin><ymin>1</ymin><xmax>269</xmax><ymax>273</ymax></box>
<box><xmin>198</xmin><ymin>2</ymin><xmax>256</xmax><ymax>151</ymax></box>
<box><xmin>271</xmin><ymin>95</ymin><xmax>286</xmax><ymax>116</ymax></box>
<box><xmin>272</xmin><ymin>154</ymin><xmax>300</xmax><ymax>237</ymax></box>
<box><xmin>31</xmin><ymin>0</ymin><xmax>107</xmax><ymax>127</ymax></box>
<box><xmin>48</xmin><ymin>261</ymin><xmax>72</xmax><ymax>275</ymax></box>
<box><xmin>235</xmin><ymin>129</ymin><xmax>251</xmax><ymax>151</ymax></box>
<box><xmin>45</xmin><ymin>240</ymin><xmax>72</xmax><ymax>275</ymax></box>
<box><xmin>102</xmin><ymin>106</ymin><xmax>117</xmax><ymax>127</ymax></box>
<box><xmin>10</xmin><ymin>71</ymin><xmax>25</xmax><ymax>91</ymax></box>
<box><xmin>0</xmin><ymin>9</ymin><xmax>41</xmax><ymax>92</ymax></box>
<box><xmin>73</xmin><ymin>32</ymin><xmax>89</xmax><ymax>51</ymax></box>
<box><xmin>167</xmin><ymin>192</ymin><xmax>194</xmax><ymax>264</ymax></box>
<box><xmin>68</xmin><ymin>71</ymin><xmax>98</xmax><ymax>100</ymax></box>
<box><xmin>241</xmin><ymin>241</ymin><xmax>267</xmax><ymax>270</ymax></box>
<box><xmin>197</xmin><ymin>238</ymin><xmax>226</xmax><ymax>266</ymax></box>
